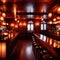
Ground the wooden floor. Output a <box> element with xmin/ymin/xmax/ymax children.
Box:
<box><xmin>9</xmin><ymin>40</ymin><xmax>35</xmax><ymax>60</ymax></box>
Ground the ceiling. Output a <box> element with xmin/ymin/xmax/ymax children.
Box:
<box><xmin>0</xmin><ymin>0</ymin><xmax>60</xmax><ymax>24</ymax></box>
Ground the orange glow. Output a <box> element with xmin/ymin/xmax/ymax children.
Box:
<box><xmin>15</xmin><ymin>18</ymin><xmax>17</xmax><ymax>21</ymax></box>
<box><xmin>23</xmin><ymin>22</ymin><xmax>26</xmax><ymax>26</ymax></box>
<box><xmin>0</xmin><ymin>17</ymin><xmax>4</xmax><ymax>20</ymax></box>
<box><xmin>48</xmin><ymin>13</ymin><xmax>52</xmax><ymax>18</ymax></box>
<box><xmin>19</xmin><ymin>22</ymin><xmax>22</xmax><ymax>26</ymax></box>
<box><xmin>57</xmin><ymin>32</ymin><xmax>59</xmax><ymax>35</ymax></box>
<box><xmin>53</xmin><ymin>18</ymin><xmax>56</xmax><ymax>21</ymax></box>
<box><xmin>0</xmin><ymin>42</ymin><xmax>6</xmax><ymax>59</ymax></box>
<box><xmin>56</xmin><ymin>16</ymin><xmax>60</xmax><ymax>20</ymax></box>
<box><xmin>35</xmin><ymin>17</ymin><xmax>40</xmax><ymax>19</ymax></box>
<box><xmin>49</xmin><ymin>38</ymin><xmax>52</xmax><ymax>45</ymax></box>
<box><xmin>6</xmin><ymin>23</ymin><xmax>8</xmax><ymax>25</ymax></box>
<box><xmin>2</xmin><ymin>22</ymin><xmax>6</xmax><ymax>25</ymax></box>
<box><xmin>57</xmin><ymin>7</ymin><xmax>60</xmax><ymax>13</ymax></box>
<box><xmin>3</xmin><ymin>32</ymin><xmax>8</xmax><ymax>36</ymax></box>
<box><xmin>46</xmin><ymin>37</ymin><xmax>49</xmax><ymax>43</ymax></box>
<box><xmin>13</xmin><ymin>4</ymin><xmax>16</xmax><ymax>18</ymax></box>
<box><xmin>57</xmin><ymin>41</ymin><xmax>60</xmax><ymax>48</ymax></box>
<box><xmin>11</xmin><ymin>23</ymin><xmax>14</xmax><ymax>27</ymax></box>
<box><xmin>53</xmin><ymin>40</ymin><xmax>57</xmax><ymax>48</ymax></box>
<box><xmin>48</xmin><ymin>21</ymin><xmax>52</xmax><ymax>24</ymax></box>
<box><xmin>1</xmin><ymin>0</ymin><xmax>6</xmax><ymax>3</ymax></box>
<box><xmin>2</xmin><ymin>13</ymin><xmax>6</xmax><ymax>17</ymax></box>
<box><xmin>17</xmin><ymin>20</ymin><xmax>19</xmax><ymax>23</ymax></box>
<box><xmin>11</xmin><ymin>33</ymin><xmax>14</xmax><ymax>38</ymax></box>
<box><xmin>41</xmin><ymin>18</ymin><xmax>44</xmax><ymax>21</ymax></box>
<box><xmin>35</xmin><ymin>22</ymin><xmax>39</xmax><ymax>26</ymax></box>
<box><xmin>15</xmin><ymin>25</ymin><xmax>18</xmax><ymax>28</ymax></box>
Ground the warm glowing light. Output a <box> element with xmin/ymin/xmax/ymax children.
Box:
<box><xmin>11</xmin><ymin>23</ymin><xmax>14</xmax><ymax>27</ymax></box>
<box><xmin>57</xmin><ymin>32</ymin><xmax>59</xmax><ymax>35</ymax></box>
<box><xmin>19</xmin><ymin>22</ymin><xmax>22</xmax><ymax>26</ymax></box>
<box><xmin>48</xmin><ymin>13</ymin><xmax>52</xmax><ymax>18</ymax></box>
<box><xmin>49</xmin><ymin>38</ymin><xmax>52</xmax><ymax>45</ymax></box>
<box><xmin>3</xmin><ymin>32</ymin><xmax>8</xmax><ymax>36</ymax></box>
<box><xmin>48</xmin><ymin>21</ymin><xmax>52</xmax><ymax>24</ymax></box>
<box><xmin>35</xmin><ymin>22</ymin><xmax>39</xmax><ymax>26</ymax></box>
<box><xmin>56</xmin><ymin>16</ymin><xmax>60</xmax><ymax>20</ymax></box>
<box><xmin>2</xmin><ymin>13</ymin><xmax>6</xmax><ymax>17</ymax></box>
<box><xmin>53</xmin><ymin>40</ymin><xmax>57</xmax><ymax>48</ymax></box>
<box><xmin>41</xmin><ymin>18</ymin><xmax>44</xmax><ymax>21</ymax></box>
<box><xmin>6</xmin><ymin>23</ymin><xmax>8</xmax><ymax>25</ymax></box>
<box><xmin>11</xmin><ymin>33</ymin><xmax>14</xmax><ymax>38</ymax></box>
<box><xmin>23</xmin><ymin>22</ymin><xmax>26</xmax><ymax>26</ymax></box>
<box><xmin>46</xmin><ymin>37</ymin><xmax>49</xmax><ymax>43</ymax></box>
<box><xmin>0</xmin><ymin>17</ymin><xmax>4</xmax><ymax>20</ymax></box>
<box><xmin>2</xmin><ymin>22</ymin><xmax>6</xmax><ymax>25</ymax></box>
<box><xmin>57</xmin><ymin>41</ymin><xmax>60</xmax><ymax>48</ymax></box>
<box><xmin>1</xmin><ymin>0</ymin><xmax>6</xmax><ymax>3</ymax></box>
<box><xmin>35</xmin><ymin>17</ymin><xmax>40</xmax><ymax>19</ymax></box>
<box><xmin>17</xmin><ymin>20</ymin><xmax>19</xmax><ymax>23</ymax></box>
<box><xmin>57</xmin><ymin>7</ymin><xmax>60</xmax><ymax>14</ymax></box>
<box><xmin>13</xmin><ymin>4</ymin><xmax>16</xmax><ymax>18</ymax></box>
<box><xmin>53</xmin><ymin>18</ymin><xmax>56</xmax><ymax>21</ymax></box>
<box><xmin>15</xmin><ymin>18</ymin><xmax>17</xmax><ymax>21</ymax></box>
<box><xmin>15</xmin><ymin>25</ymin><xmax>18</xmax><ymax>28</ymax></box>
<box><xmin>0</xmin><ymin>42</ymin><xmax>6</xmax><ymax>59</ymax></box>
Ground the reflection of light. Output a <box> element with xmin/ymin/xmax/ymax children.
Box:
<box><xmin>57</xmin><ymin>41</ymin><xmax>60</xmax><ymax>48</ymax></box>
<box><xmin>43</xmin><ymin>36</ymin><xmax>46</xmax><ymax>42</ymax></box>
<box><xmin>0</xmin><ymin>42</ymin><xmax>6</xmax><ymax>59</ymax></box>
<box><xmin>49</xmin><ymin>38</ymin><xmax>52</xmax><ymax>45</ymax></box>
<box><xmin>40</xmin><ymin>34</ymin><xmax>43</xmax><ymax>40</ymax></box>
<box><xmin>26</xmin><ymin>46</ymin><xmax>32</xmax><ymax>55</ymax></box>
<box><xmin>11</xmin><ymin>33</ymin><xmax>13</xmax><ymax>38</ymax></box>
<box><xmin>46</xmin><ymin>37</ymin><xmax>49</xmax><ymax>43</ymax></box>
<box><xmin>53</xmin><ymin>40</ymin><xmax>57</xmax><ymax>48</ymax></box>
<box><xmin>13</xmin><ymin>4</ymin><xmax>16</xmax><ymax>18</ymax></box>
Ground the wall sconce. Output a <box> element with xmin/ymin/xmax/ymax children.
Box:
<box><xmin>48</xmin><ymin>13</ymin><xmax>52</xmax><ymax>18</ymax></box>
<box><xmin>23</xmin><ymin>22</ymin><xmax>26</xmax><ymax>26</ymax></box>
<box><xmin>35</xmin><ymin>22</ymin><xmax>39</xmax><ymax>26</ymax></box>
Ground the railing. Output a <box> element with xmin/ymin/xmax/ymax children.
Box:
<box><xmin>33</xmin><ymin>33</ymin><xmax>60</xmax><ymax>58</ymax></box>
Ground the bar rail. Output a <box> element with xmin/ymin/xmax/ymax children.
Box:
<box><xmin>33</xmin><ymin>33</ymin><xmax>60</xmax><ymax>58</ymax></box>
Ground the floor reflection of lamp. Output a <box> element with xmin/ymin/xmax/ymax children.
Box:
<box><xmin>0</xmin><ymin>42</ymin><xmax>6</xmax><ymax>59</ymax></box>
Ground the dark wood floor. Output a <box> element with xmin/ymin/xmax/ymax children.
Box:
<box><xmin>9</xmin><ymin>40</ymin><xmax>35</xmax><ymax>60</ymax></box>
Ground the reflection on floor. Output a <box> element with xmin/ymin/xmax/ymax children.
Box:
<box><xmin>9</xmin><ymin>40</ymin><xmax>35</xmax><ymax>60</ymax></box>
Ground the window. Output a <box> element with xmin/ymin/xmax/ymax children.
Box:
<box><xmin>40</xmin><ymin>22</ymin><xmax>46</xmax><ymax>30</ymax></box>
<box><xmin>27</xmin><ymin>21</ymin><xmax>34</xmax><ymax>31</ymax></box>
